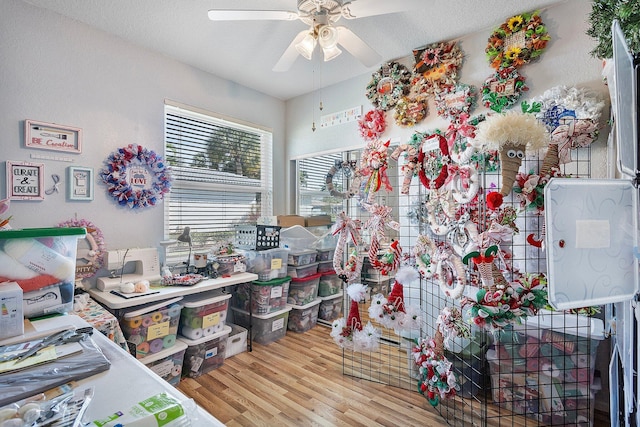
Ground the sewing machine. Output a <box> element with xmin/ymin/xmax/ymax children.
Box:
<box><xmin>96</xmin><ymin>248</ymin><xmax>161</xmax><ymax>291</ymax></box>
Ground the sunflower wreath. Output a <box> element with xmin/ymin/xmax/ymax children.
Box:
<box><xmin>481</xmin><ymin>66</ymin><xmax>528</xmax><ymax>113</ymax></box>
<box><xmin>365</xmin><ymin>61</ymin><xmax>412</xmax><ymax>111</ymax></box>
<box><xmin>100</xmin><ymin>144</ymin><xmax>172</xmax><ymax>209</ymax></box>
<box><xmin>412</xmin><ymin>41</ymin><xmax>464</xmax><ymax>96</ymax></box>
<box><xmin>485</xmin><ymin>10</ymin><xmax>550</xmax><ymax>70</ymax></box>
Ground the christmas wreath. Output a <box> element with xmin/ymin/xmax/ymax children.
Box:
<box><xmin>365</xmin><ymin>62</ymin><xmax>412</xmax><ymax>111</ymax></box>
<box><xmin>394</xmin><ymin>96</ymin><xmax>428</xmax><ymax>127</ymax></box>
<box><xmin>481</xmin><ymin>66</ymin><xmax>528</xmax><ymax>113</ymax></box>
<box><xmin>434</xmin><ymin>84</ymin><xmax>477</xmax><ymax>122</ymax></box>
<box><xmin>485</xmin><ymin>10</ymin><xmax>550</xmax><ymax>70</ymax></box>
<box><xmin>358</xmin><ymin>109</ymin><xmax>387</xmax><ymax>141</ymax></box>
<box><xmin>418</xmin><ymin>132</ymin><xmax>450</xmax><ymax>190</ymax></box>
<box><xmin>100</xmin><ymin>144</ymin><xmax>172</xmax><ymax>209</ymax></box>
<box><xmin>412</xmin><ymin>332</ymin><xmax>459</xmax><ymax>406</ymax></box>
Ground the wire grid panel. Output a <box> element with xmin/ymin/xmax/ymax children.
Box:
<box><xmin>336</xmin><ymin>143</ymin><xmax>602</xmax><ymax>426</ymax></box>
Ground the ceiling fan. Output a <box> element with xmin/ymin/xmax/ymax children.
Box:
<box><xmin>208</xmin><ymin>0</ymin><xmax>420</xmax><ymax>72</ymax></box>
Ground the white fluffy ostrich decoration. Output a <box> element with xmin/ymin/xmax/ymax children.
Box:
<box><xmin>368</xmin><ymin>265</ymin><xmax>421</xmax><ymax>334</ymax></box>
<box><xmin>474</xmin><ymin>111</ymin><xmax>549</xmax><ymax>210</ymax></box>
<box><xmin>331</xmin><ymin>283</ymin><xmax>380</xmax><ymax>352</ymax></box>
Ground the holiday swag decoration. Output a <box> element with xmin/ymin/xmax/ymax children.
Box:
<box><xmin>359</xmin><ymin>139</ymin><xmax>393</xmax><ymax>202</ymax></box>
<box><xmin>100</xmin><ymin>144</ymin><xmax>172</xmax><ymax>209</ymax></box>
<box><xmin>473</xmin><ymin>111</ymin><xmax>549</xmax><ymax>209</ymax></box>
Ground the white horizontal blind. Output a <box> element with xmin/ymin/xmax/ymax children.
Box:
<box><xmin>297</xmin><ymin>152</ymin><xmax>346</xmax><ymax>219</ymax></box>
<box><xmin>164</xmin><ymin>103</ymin><xmax>272</xmax><ymax>262</ymax></box>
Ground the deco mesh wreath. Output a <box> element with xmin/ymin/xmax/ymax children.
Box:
<box><xmin>485</xmin><ymin>10</ymin><xmax>550</xmax><ymax>70</ymax></box>
<box><xmin>100</xmin><ymin>144</ymin><xmax>172</xmax><ymax>209</ymax></box>
<box><xmin>481</xmin><ymin>66</ymin><xmax>528</xmax><ymax>113</ymax></box>
<box><xmin>412</xmin><ymin>41</ymin><xmax>464</xmax><ymax>96</ymax></box>
<box><xmin>365</xmin><ymin>62</ymin><xmax>412</xmax><ymax>111</ymax></box>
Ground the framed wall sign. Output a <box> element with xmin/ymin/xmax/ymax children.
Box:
<box><xmin>67</xmin><ymin>166</ymin><xmax>94</xmax><ymax>201</ymax></box>
<box><xmin>25</xmin><ymin>119</ymin><xmax>82</xmax><ymax>154</ymax></box>
<box><xmin>6</xmin><ymin>161</ymin><xmax>45</xmax><ymax>200</ymax></box>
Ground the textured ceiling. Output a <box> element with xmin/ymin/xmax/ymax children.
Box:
<box><xmin>22</xmin><ymin>0</ymin><xmax>563</xmax><ymax>100</ymax></box>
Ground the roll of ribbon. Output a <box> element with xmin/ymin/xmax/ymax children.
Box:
<box><xmin>127</xmin><ymin>317</ymin><xmax>142</xmax><ymax>329</ymax></box>
<box><xmin>141</xmin><ymin>316</ymin><xmax>154</xmax><ymax>328</ymax></box>
<box><xmin>151</xmin><ymin>312</ymin><xmax>163</xmax><ymax>323</ymax></box>
<box><xmin>161</xmin><ymin>315</ymin><xmax>170</xmax><ymax>323</ymax></box>
<box><xmin>168</xmin><ymin>304</ymin><xmax>182</xmax><ymax>317</ymax></box>
<box><xmin>181</xmin><ymin>326</ymin><xmax>203</xmax><ymax>340</ymax></box>
<box><xmin>163</xmin><ymin>334</ymin><xmax>177</xmax><ymax>348</ymax></box>
<box><xmin>149</xmin><ymin>338</ymin><xmax>164</xmax><ymax>354</ymax></box>
<box><xmin>203</xmin><ymin>326</ymin><xmax>215</xmax><ymax>336</ymax></box>
<box><xmin>128</xmin><ymin>334</ymin><xmax>144</xmax><ymax>345</ymax></box>
<box><xmin>136</xmin><ymin>341</ymin><xmax>150</xmax><ymax>357</ymax></box>
<box><xmin>189</xmin><ymin>316</ymin><xmax>203</xmax><ymax>329</ymax></box>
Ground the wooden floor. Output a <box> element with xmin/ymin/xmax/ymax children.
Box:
<box><xmin>178</xmin><ymin>325</ymin><xmax>448</xmax><ymax>426</ymax></box>
<box><xmin>177</xmin><ymin>324</ymin><xmax>611</xmax><ymax>427</ymax></box>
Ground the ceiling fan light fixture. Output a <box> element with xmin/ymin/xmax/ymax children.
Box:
<box><xmin>295</xmin><ymin>32</ymin><xmax>317</xmax><ymax>60</ymax></box>
<box><xmin>318</xmin><ymin>24</ymin><xmax>339</xmax><ymax>49</ymax></box>
<box><xmin>322</xmin><ymin>45</ymin><xmax>342</xmax><ymax>61</ymax></box>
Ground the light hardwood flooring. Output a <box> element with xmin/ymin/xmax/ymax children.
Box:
<box><xmin>177</xmin><ymin>324</ymin><xmax>610</xmax><ymax>426</ymax></box>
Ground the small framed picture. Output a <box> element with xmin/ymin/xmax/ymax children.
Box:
<box><xmin>67</xmin><ymin>166</ymin><xmax>94</xmax><ymax>201</ymax></box>
<box><xmin>6</xmin><ymin>161</ymin><xmax>45</xmax><ymax>200</ymax></box>
<box><xmin>25</xmin><ymin>119</ymin><xmax>82</xmax><ymax>154</ymax></box>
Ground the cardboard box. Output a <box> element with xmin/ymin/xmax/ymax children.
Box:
<box><xmin>277</xmin><ymin>215</ymin><xmax>305</xmax><ymax>227</ymax></box>
<box><xmin>304</xmin><ymin>215</ymin><xmax>332</xmax><ymax>227</ymax></box>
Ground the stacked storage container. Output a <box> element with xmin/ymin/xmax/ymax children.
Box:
<box><xmin>317</xmin><ymin>291</ymin><xmax>343</xmax><ymax>325</ymax></box>
<box><xmin>487</xmin><ymin>311</ymin><xmax>605</xmax><ymax>425</ymax></box>
<box><xmin>139</xmin><ymin>340</ymin><xmax>188</xmax><ymax>387</ymax></box>
<box><xmin>119</xmin><ymin>296</ymin><xmax>183</xmax><ymax>360</ymax></box>
<box><xmin>286</xmin><ymin>250</ymin><xmax>321</xmax><ymax>333</ymax></box>
<box><xmin>177</xmin><ymin>290</ymin><xmax>233</xmax><ymax>378</ymax></box>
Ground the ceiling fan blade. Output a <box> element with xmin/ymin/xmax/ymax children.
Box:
<box><xmin>208</xmin><ymin>9</ymin><xmax>299</xmax><ymax>21</ymax></box>
<box><xmin>341</xmin><ymin>0</ymin><xmax>422</xmax><ymax>19</ymax></box>
<box><xmin>272</xmin><ymin>30</ymin><xmax>308</xmax><ymax>72</ymax></box>
<box><xmin>336</xmin><ymin>26</ymin><xmax>381</xmax><ymax>67</ymax></box>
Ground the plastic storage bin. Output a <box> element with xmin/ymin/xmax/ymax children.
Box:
<box><xmin>120</xmin><ymin>296</ymin><xmax>183</xmax><ymax>359</ymax></box>
<box><xmin>287</xmin><ymin>249</ymin><xmax>317</xmax><ymax>266</ymax></box>
<box><xmin>210</xmin><ymin>253</ymin><xmax>247</xmax><ymax>276</ymax></box>
<box><xmin>233</xmin><ymin>277</ymin><xmax>291</xmax><ymax>314</ymax></box>
<box><xmin>180</xmin><ymin>325</ymin><xmax>232</xmax><ymax>378</ymax></box>
<box><xmin>242</xmin><ymin>248</ymin><xmax>289</xmax><ymax>281</ymax></box>
<box><xmin>318</xmin><ymin>271</ymin><xmax>342</xmax><ymax>297</ymax></box>
<box><xmin>279</xmin><ymin>225</ymin><xmax>317</xmax><ymax>251</ymax></box>
<box><xmin>287</xmin><ymin>262</ymin><xmax>318</xmax><ymax>279</ymax></box>
<box><xmin>224</xmin><ymin>323</ymin><xmax>248</xmax><ymax>358</ymax></box>
<box><xmin>231</xmin><ymin>306</ymin><xmax>291</xmax><ymax>345</ymax></box>
<box><xmin>234</xmin><ymin>224</ymin><xmax>281</xmax><ymax>251</ymax></box>
<box><xmin>316</xmin><ymin>248</ymin><xmax>335</xmax><ymax>262</ymax></box>
<box><xmin>318</xmin><ymin>291</ymin><xmax>343</xmax><ymax>322</ymax></box>
<box><xmin>179</xmin><ymin>291</ymin><xmax>231</xmax><ymax>340</ymax></box>
<box><xmin>287</xmin><ymin>273</ymin><xmax>320</xmax><ymax>306</ymax></box>
<box><xmin>317</xmin><ymin>260</ymin><xmax>334</xmax><ymax>274</ymax></box>
<box><xmin>287</xmin><ymin>298</ymin><xmax>321</xmax><ymax>333</ymax></box>
<box><xmin>487</xmin><ymin>312</ymin><xmax>605</xmax><ymax>425</ymax></box>
<box><xmin>140</xmin><ymin>339</ymin><xmax>187</xmax><ymax>387</ymax></box>
<box><xmin>0</xmin><ymin>227</ymin><xmax>86</xmax><ymax>318</ymax></box>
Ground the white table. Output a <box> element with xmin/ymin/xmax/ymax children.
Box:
<box><xmin>30</xmin><ymin>314</ymin><xmax>225</xmax><ymax>426</ymax></box>
<box><xmin>89</xmin><ymin>272</ymin><xmax>258</xmax><ymax>313</ymax></box>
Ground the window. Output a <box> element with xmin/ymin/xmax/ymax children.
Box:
<box><xmin>164</xmin><ymin>101</ymin><xmax>273</xmax><ymax>263</ymax></box>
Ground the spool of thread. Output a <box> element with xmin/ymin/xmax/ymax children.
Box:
<box><xmin>142</xmin><ymin>316</ymin><xmax>154</xmax><ymax>328</ymax></box>
<box><xmin>189</xmin><ymin>316</ymin><xmax>203</xmax><ymax>329</ymax></box>
<box><xmin>136</xmin><ymin>341</ymin><xmax>150</xmax><ymax>357</ymax></box>
<box><xmin>181</xmin><ymin>327</ymin><xmax>203</xmax><ymax>340</ymax></box>
<box><xmin>169</xmin><ymin>326</ymin><xmax>179</xmax><ymax>335</ymax></box>
<box><xmin>128</xmin><ymin>334</ymin><xmax>144</xmax><ymax>345</ymax></box>
<box><xmin>168</xmin><ymin>304</ymin><xmax>182</xmax><ymax>317</ymax></box>
<box><xmin>151</xmin><ymin>312</ymin><xmax>163</xmax><ymax>323</ymax></box>
<box><xmin>127</xmin><ymin>317</ymin><xmax>142</xmax><ymax>329</ymax></box>
<box><xmin>3</xmin><ymin>238</ymin><xmax>76</xmax><ymax>280</ymax></box>
<box><xmin>149</xmin><ymin>338</ymin><xmax>164</xmax><ymax>354</ymax></box>
<box><xmin>203</xmin><ymin>326</ymin><xmax>215</xmax><ymax>336</ymax></box>
<box><xmin>163</xmin><ymin>334</ymin><xmax>176</xmax><ymax>348</ymax></box>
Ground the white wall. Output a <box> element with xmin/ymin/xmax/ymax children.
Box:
<box><xmin>0</xmin><ymin>0</ymin><xmax>286</xmax><ymax>250</ymax></box>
